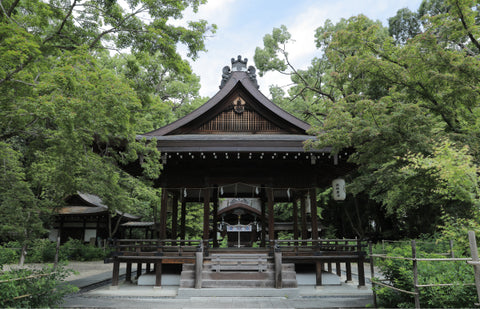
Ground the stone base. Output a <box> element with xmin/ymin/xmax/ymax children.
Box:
<box><xmin>177</xmin><ymin>287</ymin><xmax>300</xmax><ymax>299</ymax></box>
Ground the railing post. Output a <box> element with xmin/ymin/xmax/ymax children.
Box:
<box><xmin>357</xmin><ymin>239</ymin><xmax>365</xmax><ymax>287</ymax></box>
<box><xmin>468</xmin><ymin>231</ymin><xmax>480</xmax><ymax>305</ymax></box>
<box><xmin>195</xmin><ymin>243</ymin><xmax>203</xmax><ymax>289</ymax></box>
<box><xmin>369</xmin><ymin>242</ymin><xmax>377</xmax><ymax>308</ymax></box>
<box><xmin>274</xmin><ymin>246</ymin><xmax>282</xmax><ymax>289</ymax></box>
<box><xmin>411</xmin><ymin>240</ymin><xmax>420</xmax><ymax>309</ymax></box>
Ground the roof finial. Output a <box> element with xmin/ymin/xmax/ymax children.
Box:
<box><xmin>231</xmin><ymin>55</ymin><xmax>248</xmax><ymax>72</ymax></box>
<box><xmin>219</xmin><ymin>55</ymin><xmax>259</xmax><ymax>89</ymax></box>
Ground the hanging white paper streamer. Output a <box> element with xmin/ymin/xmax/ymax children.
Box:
<box><xmin>183</xmin><ymin>188</ymin><xmax>187</xmax><ymax>198</ymax></box>
<box><xmin>287</xmin><ymin>188</ymin><xmax>291</xmax><ymax>200</ymax></box>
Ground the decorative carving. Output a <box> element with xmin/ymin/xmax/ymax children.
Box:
<box><xmin>231</xmin><ymin>55</ymin><xmax>248</xmax><ymax>71</ymax></box>
<box><xmin>247</xmin><ymin>66</ymin><xmax>259</xmax><ymax>89</ymax></box>
<box><xmin>219</xmin><ymin>66</ymin><xmax>232</xmax><ymax>89</ymax></box>
<box><xmin>233</xmin><ymin>97</ymin><xmax>246</xmax><ymax>114</ymax></box>
<box><xmin>219</xmin><ymin>55</ymin><xmax>259</xmax><ymax>89</ymax></box>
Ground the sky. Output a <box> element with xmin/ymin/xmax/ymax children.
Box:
<box><xmin>175</xmin><ymin>0</ymin><xmax>424</xmax><ymax>98</ymax></box>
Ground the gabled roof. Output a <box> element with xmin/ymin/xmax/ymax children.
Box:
<box><xmin>139</xmin><ymin>56</ymin><xmax>311</xmax><ymax>138</ymax></box>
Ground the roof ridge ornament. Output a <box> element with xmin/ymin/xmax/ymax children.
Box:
<box><xmin>219</xmin><ymin>55</ymin><xmax>259</xmax><ymax>89</ymax></box>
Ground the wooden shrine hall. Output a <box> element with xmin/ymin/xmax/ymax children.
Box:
<box><xmin>111</xmin><ymin>56</ymin><xmax>366</xmax><ymax>292</ymax></box>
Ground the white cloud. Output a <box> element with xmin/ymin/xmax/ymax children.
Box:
<box><xmin>186</xmin><ymin>0</ymin><xmax>424</xmax><ymax>98</ymax></box>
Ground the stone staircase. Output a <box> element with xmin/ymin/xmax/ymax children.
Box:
<box><xmin>179</xmin><ymin>253</ymin><xmax>297</xmax><ymax>289</ymax></box>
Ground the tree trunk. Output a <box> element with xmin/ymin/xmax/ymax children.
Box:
<box><xmin>19</xmin><ymin>243</ymin><xmax>27</xmax><ymax>266</ymax></box>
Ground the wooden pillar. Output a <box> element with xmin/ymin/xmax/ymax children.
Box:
<box><xmin>155</xmin><ymin>261</ymin><xmax>162</xmax><ymax>287</ymax></box>
<box><xmin>112</xmin><ymin>259</ymin><xmax>120</xmax><ymax>286</ymax></box>
<box><xmin>260</xmin><ymin>199</ymin><xmax>266</xmax><ymax>247</ymax></box>
<box><xmin>180</xmin><ymin>199</ymin><xmax>186</xmax><ymax>240</ymax></box>
<box><xmin>293</xmin><ymin>199</ymin><xmax>299</xmax><ymax>240</ymax></box>
<box><xmin>202</xmin><ymin>189</ymin><xmax>211</xmax><ymax>241</ymax></box>
<box><xmin>171</xmin><ymin>195</ymin><xmax>178</xmax><ymax>240</ymax></box>
<box><xmin>159</xmin><ymin>189</ymin><xmax>169</xmax><ymax>239</ymax></box>
<box><xmin>267</xmin><ymin>188</ymin><xmax>275</xmax><ymax>242</ymax></box>
<box><xmin>309</xmin><ymin>188</ymin><xmax>319</xmax><ymax>240</ymax></box>
<box><xmin>316</xmin><ymin>261</ymin><xmax>323</xmax><ymax>287</ymax></box>
<box><xmin>346</xmin><ymin>261</ymin><xmax>352</xmax><ymax>282</ymax></box>
<box><xmin>125</xmin><ymin>262</ymin><xmax>132</xmax><ymax>283</ymax></box>
<box><xmin>358</xmin><ymin>239</ymin><xmax>366</xmax><ymax>287</ymax></box>
<box><xmin>212</xmin><ymin>193</ymin><xmax>219</xmax><ymax>248</ymax></box>
<box><xmin>300</xmin><ymin>194</ymin><xmax>308</xmax><ymax>241</ymax></box>
<box><xmin>136</xmin><ymin>263</ymin><xmax>142</xmax><ymax>279</ymax></box>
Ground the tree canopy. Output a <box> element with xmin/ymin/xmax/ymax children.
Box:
<box><xmin>0</xmin><ymin>0</ymin><xmax>215</xmax><ymax>243</ymax></box>
<box><xmin>255</xmin><ymin>0</ymin><xmax>480</xmax><ymax>238</ymax></box>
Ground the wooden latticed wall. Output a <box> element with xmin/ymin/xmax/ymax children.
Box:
<box><xmin>196</xmin><ymin>107</ymin><xmax>286</xmax><ymax>134</ymax></box>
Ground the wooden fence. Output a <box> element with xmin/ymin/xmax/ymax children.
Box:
<box><xmin>369</xmin><ymin>231</ymin><xmax>480</xmax><ymax>308</ymax></box>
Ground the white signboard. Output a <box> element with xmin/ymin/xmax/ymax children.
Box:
<box><xmin>226</xmin><ymin>224</ymin><xmax>252</xmax><ymax>232</ymax></box>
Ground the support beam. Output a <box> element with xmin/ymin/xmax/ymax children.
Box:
<box><xmin>309</xmin><ymin>188</ymin><xmax>319</xmax><ymax>240</ymax></box>
<box><xmin>155</xmin><ymin>262</ymin><xmax>162</xmax><ymax>287</ymax></box>
<box><xmin>267</xmin><ymin>188</ymin><xmax>275</xmax><ymax>242</ymax></box>
<box><xmin>260</xmin><ymin>198</ymin><xmax>266</xmax><ymax>247</ymax></box>
<box><xmin>171</xmin><ymin>195</ymin><xmax>178</xmax><ymax>241</ymax></box>
<box><xmin>112</xmin><ymin>259</ymin><xmax>120</xmax><ymax>286</ymax></box>
<box><xmin>316</xmin><ymin>261</ymin><xmax>323</xmax><ymax>287</ymax></box>
<box><xmin>293</xmin><ymin>199</ymin><xmax>299</xmax><ymax>240</ymax></box>
<box><xmin>159</xmin><ymin>189</ymin><xmax>169</xmax><ymax>239</ymax></box>
<box><xmin>126</xmin><ymin>262</ymin><xmax>132</xmax><ymax>283</ymax></box>
<box><xmin>202</xmin><ymin>188</ymin><xmax>211</xmax><ymax>241</ymax></box>
<box><xmin>300</xmin><ymin>194</ymin><xmax>308</xmax><ymax>241</ymax></box>
<box><xmin>212</xmin><ymin>190</ymin><xmax>219</xmax><ymax>248</ymax></box>
<box><xmin>180</xmin><ymin>199</ymin><xmax>186</xmax><ymax>240</ymax></box>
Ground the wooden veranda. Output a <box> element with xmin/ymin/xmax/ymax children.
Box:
<box><xmin>108</xmin><ymin>238</ymin><xmax>367</xmax><ymax>289</ymax></box>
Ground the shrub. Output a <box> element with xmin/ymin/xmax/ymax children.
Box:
<box><xmin>0</xmin><ymin>246</ymin><xmax>19</xmax><ymax>266</ymax></box>
<box><xmin>0</xmin><ymin>264</ymin><xmax>78</xmax><ymax>308</ymax></box>
<box><xmin>60</xmin><ymin>238</ymin><xmax>106</xmax><ymax>261</ymax></box>
<box><xmin>26</xmin><ymin>239</ymin><xmax>56</xmax><ymax>263</ymax></box>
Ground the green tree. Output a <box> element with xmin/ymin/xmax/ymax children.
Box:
<box><xmin>0</xmin><ymin>0</ymin><xmax>215</xmax><ymax>246</ymax></box>
<box><xmin>255</xmin><ymin>1</ymin><xmax>480</xmax><ymax>238</ymax></box>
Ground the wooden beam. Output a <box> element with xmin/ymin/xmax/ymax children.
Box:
<box><xmin>212</xmin><ymin>190</ymin><xmax>219</xmax><ymax>248</ymax></box>
<box><xmin>180</xmin><ymin>199</ymin><xmax>186</xmax><ymax>240</ymax></box>
<box><xmin>300</xmin><ymin>194</ymin><xmax>308</xmax><ymax>240</ymax></box>
<box><xmin>316</xmin><ymin>261</ymin><xmax>323</xmax><ymax>287</ymax></box>
<box><xmin>267</xmin><ymin>188</ymin><xmax>275</xmax><ymax>241</ymax></box>
<box><xmin>260</xmin><ymin>198</ymin><xmax>266</xmax><ymax>247</ymax></box>
<box><xmin>159</xmin><ymin>189</ymin><xmax>168</xmax><ymax>239</ymax></box>
<box><xmin>155</xmin><ymin>262</ymin><xmax>162</xmax><ymax>287</ymax></box>
<box><xmin>171</xmin><ymin>195</ymin><xmax>178</xmax><ymax>241</ymax></box>
<box><xmin>293</xmin><ymin>199</ymin><xmax>299</xmax><ymax>240</ymax></box>
<box><xmin>202</xmin><ymin>188</ymin><xmax>211</xmax><ymax>241</ymax></box>
<box><xmin>309</xmin><ymin>188</ymin><xmax>319</xmax><ymax>240</ymax></box>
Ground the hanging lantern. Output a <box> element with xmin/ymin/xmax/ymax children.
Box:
<box><xmin>332</xmin><ymin>178</ymin><xmax>346</xmax><ymax>201</ymax></box>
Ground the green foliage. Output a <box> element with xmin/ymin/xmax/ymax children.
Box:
<box><xmin>0</xmin><ymin>264</ymin><xmax>77</xmax><ymax>308</ymax></box>
<box><xmin>255</xmin><ymin>1</ymin><xmax>480</xmax><ymax>239</ymax></box>
<box><xmin>0</xmin><ymin>0</ymin><xmax>213</xmax><ymax>245</ymax></box>
<box><xmin>59</xmin><ymin>239</ymin><xmax>107</xmax><ymax>262</ymax></box>
<box><xmin>374</xmin><ymin>240</ymin><xmax>477</xmax><ymax>308</ymax></box>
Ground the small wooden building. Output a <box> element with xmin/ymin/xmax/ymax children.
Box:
<box><xmin>49</xmin><ymin>192</ymin><xmax>140</xmax><ymax>244</ymax></box>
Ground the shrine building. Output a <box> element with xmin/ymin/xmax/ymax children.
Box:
<box><xmin>111</xmin><ymin>56</ymin><xmax>365</xmax><ymax>292</ymax></box>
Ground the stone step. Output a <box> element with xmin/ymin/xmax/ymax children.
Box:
<box><xmin>176</xmin><ymin>287</ymin><xmax>300</xmax><ymax>299</ymax></box>
<box><xmin>179</xmin><ymin>278</ymin><xmax>298</xmax><ymax>288</ymax></box>
<box><xmin>183</xmin><ymin>263</ymin><xmax>295</xmax><ymax>272</ymax></box>
<box><xmin>180</xmin><ymin>269</ymin><xmax>297</xmax><ymax>280</ymax></box>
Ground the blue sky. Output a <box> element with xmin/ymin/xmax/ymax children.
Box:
<box><xmin>176</xmin><ymin>0</ymin><xmax>424</xmax><ymax>97</ymax></box>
